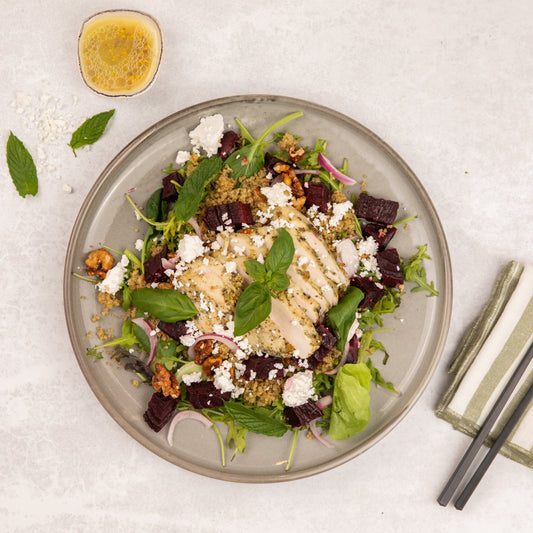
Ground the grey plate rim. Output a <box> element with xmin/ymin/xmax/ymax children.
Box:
<box><xmin>63</xmin><ymin>94</ymin><xmax>452</xmax><ymax>483</ymax></box>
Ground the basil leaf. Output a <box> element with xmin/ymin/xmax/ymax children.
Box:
<box><xmin>267</xmin><ymin>271</ymin><xmax>290</xmax><ymax>292</ymax></box>
<box><xmin>131</xmin><ymin>288</ymin><xmax>198</xmax><ymax>322</ymax></box>
<box><xmin>265</xmin><ymin>228</ymin><xmax>295</xmax><ymax>275</ymax></box>
<box><xmin>68</xmin><ymin>109</ymin><xmax>115</xmax><ymax>155</ymax></box>
<box><xmin>173</xmin><ymin>156</ymin><xmax>223</xmax><ymax>221</ymax></box>
<box><xmin>224</xmin><ymin>401</ymin><xmax>289</xmax><ymax>437</ymax></box>
<box><xmin>328</xmin><ymin>363</ymin><xmax>371</xmax><ymax>440</ymax></box>
<box><xmin>6</xmin><ymin>132</ymin><xmax>38</xmax><ymax>197</ymax></box>
<box><xmin>233</xmin><ymin>282</ymin><xmax>271</xmax><ymax>337</ymax></box>
<box><xmin>244</xmin><ymin>259</ymin><xmax>267</xmax><ymax>283</ymax></box>
<box><xmin>327</xmin><ymin>286</ymin><xmax>364</xmax><ymax>350</ymax></box>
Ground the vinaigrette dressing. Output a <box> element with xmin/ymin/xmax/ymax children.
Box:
<box><xmin>78</xmin><ymin>10</ymin><xmax>163</xmax><ymax>97</ymax></box>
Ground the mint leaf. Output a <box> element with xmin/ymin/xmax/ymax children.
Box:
<box><xmin>264</xmin><ymin>228</ymin><xmax>295</xmax><ymax>274</ymax></box>
<box><xmin>244</xmin><ymin>259</ymin><xmax>267</xmax><ymax>282</ymax></box>
<box><xmin>224</xmin><ymin>401</ymin><xmax>289</xmax><ymax>437</ymax></box>
<box><xmin>173</xmin><ymin>156</ymin><xmax>223</xmax><ymax>221</ymax></box>
<box><xmin>233</xmin><ymin>281</ymin><xmax>271</xmax><ymax>336</ymax></box>
<box><xmin>68</xmin><ymin>109</ymin><xmax>115</xmax><ymax>155</ymax></box>
<box><xmin>131</xmin><ymin>288</ymin><xmax>198</xmax><ymax>322</ymax></box>
<box><xmin>327</xmin><ymin>286</ymin><xmax>364</xmax><ymax>350</ymax></box>
<box><xmin>6</xmin><ymin>132</ymin><xmax>38</xmax><ymax>197</ymax></box>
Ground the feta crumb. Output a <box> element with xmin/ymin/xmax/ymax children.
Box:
<box><xmin>179</xmin><ymin>335</ymin><xmax>196</xmax><ymax>347</ymax></box>
<box><xmin>178</xmin><ymin>234</ymin><xmax>205</xmax><ymax>263</ymax></box>
<box><xmin>96</xmin><ymin>255</ymin><xmax>129</xmax><ymax>295</ymax></box>
<box><xmin>260</xmin><ymin>182</ymin><xmax>293</xmax><ymax>207</ymax></box>
<box><xmin>282</xmin><ymin>370</ymin><xmax>316</xmax><ymax>407</ymax></box>
<box><xmin>224</xmin><ymin>261</ymin><xmax>237</xmax><ymax>274</ymax></box>
<box><xmin>135</xmin><ymin>239</ymin><xmax>144</xmax><ymax>251</ymax></box>
<box><xmin>182</xmin><ymin>372</ymin><xmax>202</xmax><ymax>386</ymax></box>
<box><xmin>62</xmin><ymin>184</ymin><xmax>72</xmax><ymax>193</ymax></box>
<box><xmin>213</xmin><ymin>360</ymin><xmax>235</xmax><ymax>394</ymax></box>
<box><xmin>175</xmin><ymin>150</ymin><xmax>191</xmax><ymax>166</ymax></box>
<box><xmin>189</xmin><ymin>114</ymin><xmax>224</xmax><ymax>157</ymax></box>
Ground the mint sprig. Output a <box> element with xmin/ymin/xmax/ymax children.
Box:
<box><xmin>6</xmin><ymin>132</ymin><xmax>38</xmax><ymax>198</ymax></box>
<box><xmin>68</xmin><ymin>109</ymin><xmax>115</xmax><ymax>156</ymax></box>
<box><xmin>233</xmin><ymin>228</ymin><xmax>295</xmax><ymax>336</ymax></box>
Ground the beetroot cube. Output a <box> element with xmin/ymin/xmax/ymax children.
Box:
<box><xmin>143</xmin><ymin>392</ymin><xmax>177</xmax><ymax>432</ymax></box>
<box><xmin>350</xmin><ymin>276</ymin><xmax>387</xmax><ymax>308</ymax></box>
<box><xmin>304</xmin><ymin>182</ymin><xmax>332</xmax><ymax>213</ymax></box>
<box><xmin>161</xmin><ymin>172</ymin><xmax>184</xmax><ymax>202</ymax></box>
<box><xmin>218</xmin><ymin>131</ymin><xmax>239</xmax><ymax>159</ymax></box>
<box><xmin>345</xmin><ymin>335</ymin><xmax>360</xmax><ymax>364</ymax></box>
<box><xmin>203</xmin><ymin>205</ymin><xmax>223</xmax><ymax>231</ymax></box>
<box><xmin>243</xmin><ymin>355</ymin><xmax>284</xmax><ymax>380</ymax></box>
<box><xmin>203</xmin><ymin>202</ymin><xmax>253</xmax><ymax>232</ymax></box>
<box><xmin>376</xmin><ymin>248</ymin><xmax>404</xmax><ymax>287</ymax></box>
<box><xmin>355</xmin><ymin>193</ymin><xmax>399</xmax><ymax>224</ymax></box>
<box><xmin>284</xmin><ymin>401</ymin><xmax>322</xmax><ymax>427</ymax></box>
<box><xmin>186</xmin><ymin>381</ymin><xmax>230</xmax><ymax>409</ymax></box>
<box><xmin>157</xmin><ymin>320</ymin><xmax>188</xmax><ymax>340</ymax></box>
<box><xmin>143</xmin><ymin>245</ymin><xmax>169</xmax><ymax>283</ymax></box>
<box><xmin>227</xmin><ymin>202</ymin><xmax>253</xmax><ymax>227</ymax></box>
<box><xmin>363</xmin><ymin>222</ymin><xmax>397</xmax><ymax>251</ymax></box>
<box><xmin>300</xmin><ymin>324</ymin><xmax>337</xmax><ymax>370</ymax></box>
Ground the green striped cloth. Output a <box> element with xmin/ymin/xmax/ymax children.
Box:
<box><xmin>436</xmin><ymin>261</ymin><xmax>533</xmax><ymax>468</ymax></box>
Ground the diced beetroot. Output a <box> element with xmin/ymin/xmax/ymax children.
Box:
<box><xmin>350</xmin><ymin>276</ymin><xmax>387</xmax><ymax>309</ymax></box>
<box><xmin>355</xmin><ymin>193</ymin><xmax>399</xmax><ymax>224</ymax></box>
<box><xmin>284</xmin><ymin>401</ymin><xmax>322</xmax><ymax>427</ymax></box>
<box><xmin>143</xmin><ymin>392</ymin><xmax>177</xmax><ymax>432</ymax></box>
<box><xmin>345</xmin><ymin>335</ymin><xmax>360</xmax><ymax>364</ymax></box>
<box><xmin>157</xmin><ymin>320</ymin><xmax>188</xmax><ymax>341</ymax></box>
<box><xmin>300</xmin><ymin>324</ymin><xmax>337</xmax><ymax>370</ymax></box>
<box><xmin>186</xmin><ymin>381</ymin><xmax>231</xmax><ymax>409</ymax></box>
<box><xmin>376</xmin><ymin>248</ymin><xmax>404</xmax><ymax>287</ymax></box>
<box><xmin>143</xmin><ymin>244</ymin><xmax>169</xmax><ymax>284</ymax></box>
<box><xmin>218</xmin><ymin>131</ymin><xmax>239</xmax><ymax>159</ymax></box>
<box><xmin>363</xmin><ymin>222</ymin><xmax>397</xmax><ymax>251</ymax></box>
<box><xmin>161</xmin><ymin>172</ymin><xmax>184</xmax><ymax>202</ymax></box>
<box><xmin>243</xmin><ymin>355</ymin><xmax>284</xmax><ymax>380</ymax></box>
<box><xmin>203</xmin><ymin>202</ymin><xmax>253</xmax><ymax>232</ymax></box>
<box><xmin>304</xmin><ymin>181</ymin><xmax>332</xmax><ymax>213</ymax></box>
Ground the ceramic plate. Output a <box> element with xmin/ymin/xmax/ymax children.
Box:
<box><xmin>64</xmin><ymin>95</ymin><xmax>452</xmax><ymax>482</ymax></box>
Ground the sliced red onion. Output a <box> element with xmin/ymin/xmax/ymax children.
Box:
<box><xmin>293</xmin><ymin>168</ymin><xmax>321</xmax><ymax>176</ymax></box>
<box><xmin>167</xmin><ymin>410</ymin><xmax>213</xmax><ymax>446</ymax></box>
<box><xmin>336</xmin><ymin>239</ymin><xmax>359</xmax><ymax>278</ymax></box>
<box><xmin>186</xmin><ymin>334</ymin><xmax>240</xmax><ymax>360</ymax></box>
<box><xmin>318</xmin><ymin>153</ymin><xmax>357</xmax><ymax>185</ymax></box>
<box><xmin>187</xmin><ymin>217</ymin><xmax>203</xmax><ymax>239</ymax></box>
<box><xmin>127</xmin><ymin>187</ymin><xmax>137</xmax><ymax>194</ymax></box>
<box><xmin>309</xmin><ymin>419</ymin><xmax>334</xmax><ymax>449</ymax></box>
<box><xmin>316</xmin><ymin>395</ymin><xmax>333</xmax><ymax>410</ymax></box>
<box><xmin>161</xmin><ymin>257</ymin><xmax>176</xmax><ymax>270</ymax></box>
<box><xmin>131</xmin><ymin>318</ymin><xmax>157</xmax><ymax>365</ymax></box>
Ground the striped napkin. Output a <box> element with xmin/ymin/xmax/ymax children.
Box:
<box><xmin>436</xmin><ymin>261</ymin><xmax>533</xmax><ymax>468</ymax></box>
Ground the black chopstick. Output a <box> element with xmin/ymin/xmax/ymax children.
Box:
<box><xmin>438</xmin><ymin>341</ymin><xmax>533</xmax><ymax>508</ymax></box>
<box><xmin>454</xmin><ymin>380</ymin><xmax>533</xmax><ymax>509</ymax></box>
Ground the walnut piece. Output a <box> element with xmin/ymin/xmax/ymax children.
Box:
<box><xmin>85</xmin><ymin>248</ymin><xmax>115</xmax><ymax>279</ymax></box>
<box><xmin>152</xmin><ymin>363</ymin><xmax>181</xmax><ymax>399</ymax></box>
<box><xmin>194</xmin><ymin>339</ymin><xmax>214</xmax><ymax>365</ymax></box>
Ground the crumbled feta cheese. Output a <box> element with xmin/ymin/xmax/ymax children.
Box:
<box><xmin>189</xmin><ymin>114</ymin><xmax>224</xmax><ymax>157</ymax></box>
<box><xmin>224</xmin><ymin>261</ymin><xmax>237</xmax><ymax>274</ymax></box>
<box><xmin>282</xmin><ymin>370</ymin><xmax>316</xmax><ymax>407</ymax></box>
<box><xmin>211</xmin><ymin>241</ymin><xmax>221</xmax><ymax>251</ymax></box>
<box><xmin>96</xmin><ymin>255</ymin><xmax>129</xmax><ymax>295</ymax></box>
<box><xmin>62</xmin><ymin>184</ymin><xmax>72</xmax><ymax>194</ymax></box>
<box><xmin>251</xmin><ymin>235</ymin><xmax>265</xmax><ymax>247</ymax></box>
<box><xmin>182</xmin><ymin>372</ymin><xmax>202</xmax><ymax>386</ymax></box>
<box><xmin>135</xmin><ymin>239</ymin><xmax>144</xmax><ymax>251</ymax></box>
<box><xmin>178</xmin><ymin>234</ymin><xmax>205</xmax><ymax>263</ymax></box>
<box><xmin>179</xmin><ymin>335</ymin><xmax>196</xmax><ymax>347</ymax></box>
<box><xmin>297</xmin><ymin>255</ymin><xmax>309</xmax><ymax>267</ymax></box>
<box><xmin>260</xmin><ymin>182</ymin><xmax>293</xmax><ymax>207</ymax></box>
<box><xmin>213</xmin><ymin>360</ymin><xmax>235</xmax><ymax>394</ymax></box>
<box><xmin>257</xmin><ymin>253</ymin><xmax>265</xmax><ymax>264</ymax></box>
<box><xmin>175</xmin><ymin>150</ymin><xmax>191</xmax><ymax>166</ymax></box>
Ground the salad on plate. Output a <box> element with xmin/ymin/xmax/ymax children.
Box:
<box><xmin>80</xmin><ymin>111</ymin><xmax>438</xmax><ymax>468</ymax></box>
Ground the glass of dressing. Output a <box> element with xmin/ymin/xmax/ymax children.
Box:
<box><xmin>78</xmin><ymin>10</ymin><xmax>163</xmax><ymax>97</ymax></box>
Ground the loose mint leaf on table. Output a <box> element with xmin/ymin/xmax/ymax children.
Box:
<box><xmin>6</xmin><ymin>132</ymin><xmax>38</xmax><ymax>197</ymax></box>
<box><xmin>68</xmin><ymin>109</ymin><xmax>115</xmax><ymax>155</ymax></box>
<box><xmin>173</xmin><ymin>155</ymin><xmax>223</xmax><ymax>221</ymax></box>
<box><xmin>225</xmin><ymin>111</ymin><xmax>303</xmax><ymax>179</ymax></box>
<box><xmin>131</xmin><ymin>288</ymin><xmax>198</xmax><ymax>322</ymax></box>
<box><xmin>224</xmin><ymin>401</ymin><xmax>289</xmax><ymax>437</ymax></box>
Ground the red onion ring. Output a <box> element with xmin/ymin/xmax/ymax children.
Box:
<box><xmin>187</xmin><ymin>334</ymin><xmax>240</xmax><ymax>360</ymax></box>
<box><xmin>336</xmin><ymin>239</ymin><xmax>359</xmax><ymax>278</ymax></box>
<box><xmin>167</xmin><ymin>410</ymin><xmax>213</xmax><ymax>446</ymax></box>
<box><xmin>309</xmin><ymin>419</ymin><xmax>334</xmax><ymax>449</ymax></box>
<box><xmin>131</xmin><ymin>318</ymin><xmax>157</xmax><ymax>365</ymax></box>
<box><xmin>187</xmin><ymin>217</ymin><xmax>203</xmax><ymax>239</ymax></box>
<box><xmin>316</xmin><ymin>395</ymin><xmax>333</xmax><ymax>410</ymax></box>
<box><xmin>318</xmin><ymin>153</ymin><xmax>356</xmax><ymax>185</ymax></box>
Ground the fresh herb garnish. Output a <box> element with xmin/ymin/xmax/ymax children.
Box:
<box><xmin>130</xmin><ymin>288</ymin><xmax>198</xmax><ymax>322</ymax></box>
<box><xmin>224</xmin><ymin>401</ymin><xmax>289</xmax><ymax>437</ymax></box>
<box><xmin>365</xmin><ymin>358</ymin><xmax>398</xmax><ymax>394</ymax></box>
<box><xmin>173</xmin><ymin>155</ymin><xmax>223</xmax><ymax>221</ymax></box>
<box><xmin>6</xmin><ymin>132</ymin><xmax>38</xmax><ymax>198</ymax></box>
<box><xmin>68</xmin><ymin>109</ymin><xmax>115</xmax><ymax>156</ymax></box>
<box><xmin>401</xmin><ymin>245</ymin><xmax>439</xmax><ymax>296</ymax></box>
<box><xmin>234</xmin><ymin>228</ymin><xmax>295</xmax><ymax>336</ymax></box>
<box><xmin>327</xmin><ymin>286</ymin><xmax>364</xmax><ymax>350</ymax></box>
<box><xmin>225</xmin><ymin>111</ymin><xmax>303</xmax><ymax>179</ymax></box>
